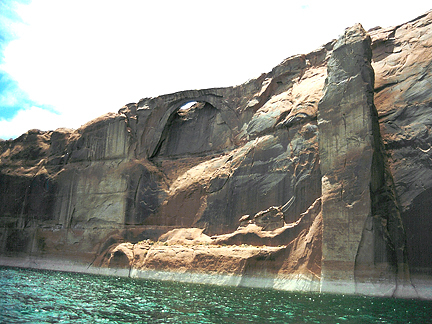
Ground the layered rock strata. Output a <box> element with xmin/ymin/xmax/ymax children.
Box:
<box><xmin>1</xmin><ymin>11</ymin><xmax>432</xmax><ymax>299</ymax></box>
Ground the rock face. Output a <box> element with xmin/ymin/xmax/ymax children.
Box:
<box><xmin>1</xmin><ymin>11</ymin><xmax>432</xmax><ymax>298</ymax></box>
<box><xmin>318</xmin><ymin>24</ymin><xmax>409</xmax><ymax>295</ymax></box>
<box><xmin>318</xmin><ymin>24</ymin><xmax>379</xmax><ymax>293</ymax></box>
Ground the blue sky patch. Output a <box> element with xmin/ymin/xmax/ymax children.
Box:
<box><xmin>0</xmin><ymin>0</ymin><xmax>34</xmax><ymax>122</ymax></box>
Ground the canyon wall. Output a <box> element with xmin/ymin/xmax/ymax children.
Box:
<box><xmin>1</xmin><ymin>11</ymin><xmax>432</xmax><ymax>298</ymax></box>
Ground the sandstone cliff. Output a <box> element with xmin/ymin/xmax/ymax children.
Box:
<box><xmin>1</xmin><ymin>11</ymin><xmax>432</xmax><ymax>299</ymax></box>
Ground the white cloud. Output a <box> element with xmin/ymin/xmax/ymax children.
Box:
<box><xmin>0</xmin><ymin>106</ymin><xmax>65</xmax><ymax>139</ymax></box>
<box><xmin>1</xmin><ymin>0</ymin><xmax>431</xmax><ymax>139</ymax></box>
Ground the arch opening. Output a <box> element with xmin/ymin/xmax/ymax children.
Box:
<box><xmin>179</xmin><ymin>101</ymin><xmax>198</xmax><ymax>111</ymax></box>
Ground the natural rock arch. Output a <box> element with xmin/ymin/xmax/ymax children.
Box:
<box><xmin>154</xmin><ymin>100</ymin><xmax>234</xmax><ymax>158</ymax></box>
<box><xmin>136</xmin><ymin>89</ymin><xmax>240</xmax><ymax>158</ymax></box>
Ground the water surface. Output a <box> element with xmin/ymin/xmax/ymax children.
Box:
<box><xmin>1</xmin><ymin>266</ymin><xmax>431</xmax><ymax>323</ymax></box>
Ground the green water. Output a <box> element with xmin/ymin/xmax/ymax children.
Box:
<box><xmin>0</xmin><ymin>267</ymin><xmax>431</xmax><ymax>323</ymax></box>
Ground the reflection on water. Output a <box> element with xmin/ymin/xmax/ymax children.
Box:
<box><xmin>1</xmin><ymin>266</ymin><xmax>431</xmax><ymax>323</ymax></box>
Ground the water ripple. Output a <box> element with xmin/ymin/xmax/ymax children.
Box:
<box><xmin>0</xmin><ymin>266</ymin><xmax>431</xmax><ymax>323</ymax></box>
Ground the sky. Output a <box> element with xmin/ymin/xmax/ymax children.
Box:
<box><xmin>0</xmin><ymin>0</ymin><xmax>431</xmax><ymax>139</ymax></box>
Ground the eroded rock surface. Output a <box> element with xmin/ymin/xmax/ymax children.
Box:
<box><xmin>1</xmin><ymin>10</ymin><xmax>432</xmax><ymax>298</ymax></box>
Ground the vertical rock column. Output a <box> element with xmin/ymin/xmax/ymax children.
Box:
<box><xmin>318</xmin><ymin>24</ymin><xmax>376</xmax><ymax>294</ymax></box>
